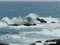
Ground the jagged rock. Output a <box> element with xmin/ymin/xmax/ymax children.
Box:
<box><xmin>0</xmin><ymin>43</ymin><xmax>9</xmax><ymax>45</ymax></box>
<box><xmin>36</xmin><ymin>18</ymin><xmax>47</xmax><ymax>23</ymax></box>
<box><xmin>23</xmin><ymin>23</ymin><xmax>36</xmax><ymax>26</ymax></box>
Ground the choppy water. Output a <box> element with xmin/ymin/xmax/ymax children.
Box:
<box><xmin>0</xmin><ymin>1</ymin><xmax>60</xmax><ymax>45</ymax></box>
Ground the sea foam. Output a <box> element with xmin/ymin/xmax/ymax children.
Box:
<box><xmin>0</xmin><ymin>13</ymin><xmax>60</xmax><ymax>28</ymax></box>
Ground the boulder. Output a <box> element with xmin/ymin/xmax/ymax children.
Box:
<box><xmin>36</xmin><ymin>18</ymin><xmax>47</xmax><ymax>23</ymax></box>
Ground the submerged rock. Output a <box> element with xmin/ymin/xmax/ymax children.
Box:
<box><xmin>36</xmin><ymin>18</ymin><xmax>47</xmax><ymax>23</ymax></box>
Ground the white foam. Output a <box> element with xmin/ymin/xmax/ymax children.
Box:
<box><xmin>0</xmin><ymin>13</ymin><xmax>60</xmax><ymax>28</ymax></box>
<box><xmin>0</xmin><ymin>34</ymin><xmax>27</xmax><ymax>40</ymax></box>
<box><xmin>10</xmin><ymin>44</ymin><xmax>27</xmax><ymax>45</ymax></box>
<box><xmin>26</xmin><ymin>13</ymin><xmax>39</xmax><ymax>18</ymax></box>
<box><xmin>0</xmin><ymin>13</ymin><xmax>60</xmax><ymax>37</ymax></box>
<box><xmin>0</xmin><ymin>21</ymin><xmax>7</xmax><ymax>28</ymax></box>
<box><xmin>1</xmin><ymin>17</ymin><xmax>13</xmax><ymax>24</ymax></box>
<box><xmin>36</xmin><ymin>43</ymin><xmax>43</xmax><ymax>45</ymax></box>
<box><xmin>0</xmin><ymin>13</ymin><xmax>60</xmax><ymax>45</ymax></box>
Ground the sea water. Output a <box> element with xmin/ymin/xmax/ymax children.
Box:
<box><xmin>0</xmin><ymin>1</ymin><xmax>60</xmax><ymax>45</ymax></box>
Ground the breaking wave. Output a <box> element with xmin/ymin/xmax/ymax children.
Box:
<box><xmin>0</xmin><ymin>13</ymin><xmax>60</xmax><ymax>45</ymax></box>
<box><xmin>0</xmin><ymin>13</ymin><xmax>60</xmax><ymax>28</ymax></box>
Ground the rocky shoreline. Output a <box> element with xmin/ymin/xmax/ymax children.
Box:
<box><xmin>30</xmin><ymin>39</ymin><xmax>60</xmax><ymax>45</ymax></box>
<box><xmin>0</xmin><ymin>39</ymin><xmax>60</xmax><ymax>45</ymax></box>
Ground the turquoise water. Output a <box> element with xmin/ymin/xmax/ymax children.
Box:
<box><xmin>0</xmin><ymin>1</ymin><xmax>60</xmax><ymax>45</ymax></box>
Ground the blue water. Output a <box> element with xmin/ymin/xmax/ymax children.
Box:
<box><xmin>0</xmin><ymin>1</ymin><xmax>60</xmax><ymax>18</ymax></box>
<box><xmin>0</xmin><ymin>1</ymin><xmax>60</xmax><ymax>45</ymax></box>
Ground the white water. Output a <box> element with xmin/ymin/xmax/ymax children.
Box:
<box><xmin>0</xmin><ymin>13</ymin><xmax>60</xmax><ymax>45</ymax></box>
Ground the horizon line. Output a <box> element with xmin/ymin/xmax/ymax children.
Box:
<box><xmin>0</xmin><ymin>0</ymin><xmax>60</xmax><ymax>1</ymax></box>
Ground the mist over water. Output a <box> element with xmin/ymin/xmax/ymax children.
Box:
<box><xmin>0</xmin><ymin>1</ymin><xmax>60</xmax><ymax>45</ymax></box>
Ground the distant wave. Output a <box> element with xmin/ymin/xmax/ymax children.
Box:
<box><xmin>0</xmin><ymin>13</ymin><xmax>59</xmax><ymax>28</ymax></box>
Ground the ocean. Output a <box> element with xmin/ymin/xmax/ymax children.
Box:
<box><xmin>0</xmin><ymin>1</ymin><xmax>60</xmax><ymax>45</ymax></box>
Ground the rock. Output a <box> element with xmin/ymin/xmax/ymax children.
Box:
<box><xmin>9</xmin><ymin>23</ymin><xmax>36</xmax><ymax>26</ymax></box>
<box><xmin>30</xmin><ymin>41</ymin><xmax>42</xmax><ymax>45</ymax></box>
<box><xmin>51</xmin><ymin>22</ymin><xmax>56</xmax><ymax>23</ymax></box>
<box><xmin>36</xmin><ymin>18</ymin><xmax>47</xmax><ymax>23</ymax></box>
<box><xmin>35</xmin><ymin>41</ymin><xmax>42</xmax><ymax>43</ymax></box>
<box><xmin>9</xmin><ymin>24</ymin><xmax>20</xmax><ymax>26</ymax></box>
<box><xmin>45</xmin><ymin>39</ymin><xmax>60</xmax><ymax>45</ymax></box>
<box><xmin>45</xmin><ymin>39</ymin><xmax>60</xmax><ymax>42</ymax></box>
<box><xmin>23</xmin><ymin>23</ymin><xmax>36</xmax><ymax>26</ymax></box>
<box><xmin>35</xmin><ymin>41</ymin><xmax>43</xmax><ymax>45</ymax></box>
<box><xmin>0</xmin><ymin>43</ymin><xmax>9</xmax><ymax>45</ymax></box>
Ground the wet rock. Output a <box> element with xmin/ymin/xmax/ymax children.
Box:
<box><xmin>45</xmin><ymin>39</ymin><xmax>60</xmax><ymax>42</ymax></box>
<box><xmin>23</xmin><ymin>23</ymin><xmax>36</xmax><ymax>26</ymax></box>
<box><xmin>51</xmin><ymin>22</ymin><xmax>56</xmax><ymax>23</ymax></box>
<box><xmin>35</xmin><ymin>41</ymin><xmax>42</xmax><ymax>43</ymax></box>
<box><xmin>45</xmin><ymin>39</ymin><xmax>60</xmax><ymax>45</ymax></box>
<box><xmin>36</xmin><ymin>18</ymin><xmax>47</xmax><ymax>23</ymax></box>
<box><xmin>0</xmin><ymin>43</ymin><xmax>9</xmax><ymax>45</ymax></box>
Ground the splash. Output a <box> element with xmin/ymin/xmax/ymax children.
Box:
<box><xmin>0</xmin><ymin>13</ymin><xmax>60</xmax><ymax>28</ymax></box>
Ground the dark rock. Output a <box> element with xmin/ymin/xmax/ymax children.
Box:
<box><xmin>51</xmin><ymin>22</ymin><xmax>56</xmax><ymax>23</ymax></box>
<box><xmin>35</xmin><ymin>41</ymin><xmax>42</xmax><ymax>43</ymax></box>
<box><xmin>36</xmin><ymin>18</ymin><xmax>47</xmax><ymax>23</ymax></box>
<box><xmin>45</xmin><ymin>39</ymin><xmax>60</xmax><ymax>42</ymax></box>
<box><xmin>9</xmin><ymin>23</ymin><xmax>36</xmax><ymax>26</ymax></box>
<box><xmin>23</xmin><ymin>23</ymin><xmax>36</xmax><ymax>26</ymax></box>
<box><xmin>0</xmin><ymin>43</ymin><xmax>9</xmax><ymax>45</ymax></box>
<box><xmin>9</xmin><ymin>24</ymin><xmax>20</xmax><ymax>26</ymax></box>
<box><xmin>45</xmin><ymin>39</ymin><xmax>60</xmax><ymax>45</ymax></box>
